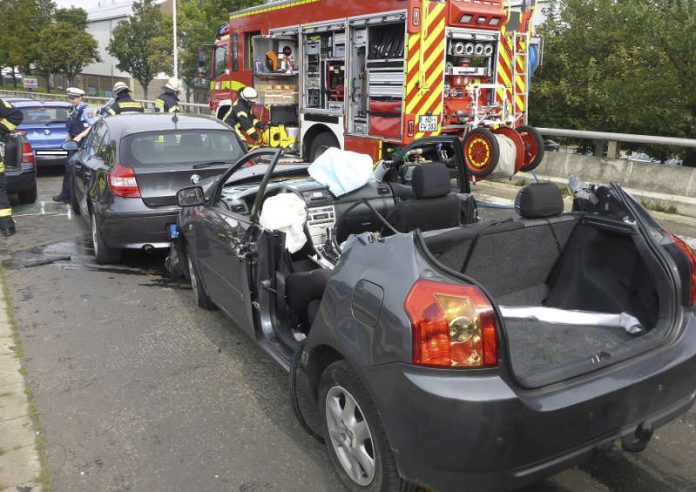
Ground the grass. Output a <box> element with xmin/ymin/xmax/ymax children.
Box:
<box><xmin>641</xmin><ymin>199</ymin><xmax>678</xmax><ymax>214</ymax></box>
<box><xmin>514</xmin><ymin>179</ymin><xmax>527</xmax><ymax>187</ymax></box>
<box><xmin>0</xmin><ymin>265</ymin><xmax>53</xmax><ymax>491</ymax></box>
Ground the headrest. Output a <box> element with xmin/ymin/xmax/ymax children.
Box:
<box><xmin>514</xmin><ymin>182</ymin><xmax>564</xmax><ymax>219</ymax></box>
<box><xmin>412</xmin><ymin>163</ymin><xmax>451</xmax><ymax>198</ymax></box>
<box><xmin>180</xmin><ymin>133</ymin><xmax>203</xmax><ymax>148</ymax></box>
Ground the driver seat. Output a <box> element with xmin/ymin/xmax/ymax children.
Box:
<box><xmin>384</xmin><ymin>163</ymin><xmax>460</xmax><ymax>234</ymax></box>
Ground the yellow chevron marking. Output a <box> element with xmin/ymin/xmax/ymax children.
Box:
<box><xmin>515</xmin><ymin>76</ymin><xmax>526</xmax><ymax>94</ymax></box>
<box><xmin>515</xmin><ymin>95</ymin><xmax>525</xmax><ymax>111</ymax></box>
<box><xmin>230</xmin><ymin>0</ymin><xmax>320</xmax><ymax>19</ymax></box>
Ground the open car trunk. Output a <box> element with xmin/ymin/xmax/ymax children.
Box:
<box><xmin>424</xmin><ymin>214</ymin><xmax>674</xmax><ymax>387</ymax></box>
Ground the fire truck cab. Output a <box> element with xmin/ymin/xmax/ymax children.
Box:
<box><xmin>201</xmin><ymin>0</ymin><xmax>544</xmax><ymax>178</ymax></box>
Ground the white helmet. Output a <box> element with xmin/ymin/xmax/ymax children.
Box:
<box><xmin>165</xmin><ymin>78</ymin><xmax>181</xmax><ymax>92</ymax></box>
<box><xmin>112</xmin><ymin>81</ymin><xmax>129</xmax><ymax>95</ymax></box>
<box><xmin>66</xmin><ymin>87</ymin><xmax>85</xmax><ymax>98</ymax></box>
<box><xmin>239</xmin><ymin>87</ymin><xmax>258</xmax><ymax>103</ymax></box>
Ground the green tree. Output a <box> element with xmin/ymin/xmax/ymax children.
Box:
<box><xmin>35</xmin><ymin>8</ymin><xmax>100</xmax><ymax>90</ymax></box>
<box><xmin>0</xmin><ymin>0</ymin><xmax>54</xmax><ymax>87</ymax></box>
<box><xmin>107</xmin><ymin>0</ymin><xmax>168</xmax><ymax>99</ymax></box>
<box><xmin>529</xmin><ymin>0</ymin><xmax>693</xmax><ymax>163</ymax></box>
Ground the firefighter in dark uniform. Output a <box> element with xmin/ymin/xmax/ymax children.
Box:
<box><xmin>0</xmin><ymin>98</ymin><xmax>24</xmax><ymax>236</ymax></box>
<box><xmin>100</xmin><ymin>82</ymin><xmax>144</xmax><ymax>116</ymax></box>
<box><xmin>223</xmin><ymin>87</ymin><xmax>263</xmax><ymax>145</ymax></box>
<box><xmin>53</xmin><ymin>87</ymin><xmax>97</xmax><ymax>203</ymax></box>
<box><xmin>154</xmin><ymin>78</ymin><xmax>182</xmax><ymax>113</ymax></box>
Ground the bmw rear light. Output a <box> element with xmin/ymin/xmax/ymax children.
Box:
<box><xmin>405</xmin><ymin>279</ymin><xmax>498</xmax><ymax>368</ymax></box>
<box><xmin>108</xmin><ymin>164</ymin><xmax>141</xmax><ymax>198</ymax></box>
<box><xmin>669</xmin><ymin>233</ymin><xmax>696</xmax><ymax>306</ymax></box>
<box><xmin>21</xmin><ymin>141</ymin><xmax>35</xmax><ymax>165</ymax></box>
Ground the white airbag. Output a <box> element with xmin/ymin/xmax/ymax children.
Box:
<box><xmin>308</xmin><ymin>147</ymin><xmax>374</xmax><ymax>197</ymax></box>
<box><xmin>259</xmin><ymin>193</ymin><xmax>307</xmax><ymax>253</ymax></box>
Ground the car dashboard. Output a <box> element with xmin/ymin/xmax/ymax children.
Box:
<box><xmin>219</xmin><ymin>176</ymin><xmax>395</xmax><ymax>248</ymax></box>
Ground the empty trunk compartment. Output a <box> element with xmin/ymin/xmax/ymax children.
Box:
<box><xmin>424</xmin><ymin>215</ymin><xmax>674</xmax><ymax>387</ymax></box>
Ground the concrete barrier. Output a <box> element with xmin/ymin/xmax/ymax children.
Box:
<box><xmin>515</xmin><ymin>152</ymin><xmax>696</xmax><ymax>217</ymax></box>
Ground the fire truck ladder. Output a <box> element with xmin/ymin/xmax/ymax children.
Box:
<box><xmin>512</xmin><ymin>31</ymin><xmax>529</xmax><ymax>125</ymax></box>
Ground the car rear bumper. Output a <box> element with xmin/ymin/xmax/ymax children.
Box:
<box><xmin>6</xmin><ymin>169</ymin><xmax>36</xmax><ymax>193</ymax></box>
<box><xmin>361</xmin><ymin>314</ymin><xmax>696</xmax><ymax>492</ymax></box>
<box><xmin>35</xmin><ymin>154</ymin><xmax>68</xmax><ymax>168</ymax></box>
<box><xmin>97</xmin><ymin>207</ymin><xmax>178</xmax><ymax>250</ymax></box>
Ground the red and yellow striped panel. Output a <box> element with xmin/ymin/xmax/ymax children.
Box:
<box><xmin>404</xmin><ymin>1</ymin><xmax>447</xmax><ymax>140</ymax></box>
<box><xmin>495</xmin><ymin>33</ymin><xmax>514</xmax><ymax>114</ymax></box>
<box><xmin>514</xmin><ymin>36</ymin><xmax>527</xmax><ymax>114</ymax></box>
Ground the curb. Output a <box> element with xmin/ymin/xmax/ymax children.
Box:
<box><xmin>0</xmin><ymin>268</ymin><xmax>42</xmax><ymax>492</ymax></box>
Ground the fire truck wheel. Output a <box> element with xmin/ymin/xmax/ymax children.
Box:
<box><xmin>463</xmin><ymin>128</ymin><xmax>500</xmax><ymax>178</ymax></box>
<box><xmin>308</xmin><ymin>132</ymin><xmax>339</xmax><ymax>163</ymax></box>
<box><xmin>517</xmin><ymin>125</ymin><xmax>545</xmax><ymax>172</ymax></box>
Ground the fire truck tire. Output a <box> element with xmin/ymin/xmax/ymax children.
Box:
<box><xmin>517</xmin><ymin>125</ymin><xmax>545</xmax><ymax>172</ymax></box>
<box><xmin>308</xmin><ymin>132</ymin><xmax>339</xmax><ymax>162</ymax></box>
<box><xmin>463</xmin><ymin>128</ymin><xmax>499</xmax><ymax>178</ymax></box>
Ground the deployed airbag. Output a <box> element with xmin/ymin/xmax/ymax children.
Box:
<box><xmin>259</xmin><ymin>193</ymin><xmax>308</xmax><ymax>253</ymax></box>
<box><xmin>308</xmin><ymin>147</ymin><xmax>374</xmax><ymax>197</ymax></box>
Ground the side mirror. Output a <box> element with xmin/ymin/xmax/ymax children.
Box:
<box><xmin>177</xmin><ymin>186</ymin><xmax>205</xmax><ymax>207</ymax></box>
<box><xmin>62</xmin><ymin>140</ymin><xmax>79</xmax><ymax>151</ymax></box>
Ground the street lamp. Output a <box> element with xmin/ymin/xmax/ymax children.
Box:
<box><xmin>173</xmin><ymin>0</ymin><xmax>178</xmax><ymax>82</ymax></box>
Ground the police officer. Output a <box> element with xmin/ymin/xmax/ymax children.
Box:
<box><xmin>53</xmin><ymin>87</ymin><xmax>97</xmax><ymax>203</ymax></box>
<box><xmin>154</xmin><ymin>78</ymin><xmax>181</xmax><ymax>113</ymax></box>
<box><xmin>0</xmin><ymin>98</ymin><xmax>24</xmax><ymax>236</ymax></box>
<box><xmin>223</xmin><ymin>87</ymin><xmax>263</xmax><ymax>144</ymax></box>
<box><xmin>100</xmin><ymin>82</ymin><xmax>144</xmax><ymax>116</ymax></box>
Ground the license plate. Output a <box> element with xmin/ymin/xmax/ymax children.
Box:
<box><xmin>418</xmin><ymin>115</ymin><xmax>438</xmax><ymax>133</ymax></box>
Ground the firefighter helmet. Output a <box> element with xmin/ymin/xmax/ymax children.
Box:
<box><xmin>239</xmin><ymin>87</ymin><xmax>258</xmax><ymax>104</ymax></box>
<box><xmin>165</xmin><ymin>78</ymin><xmax>181</xmax><ymax>92</ymax></box>
<box><xmin>112</xmin><ymin>81</ymin><xmax>129</xmax><ymax>95</ymax></box>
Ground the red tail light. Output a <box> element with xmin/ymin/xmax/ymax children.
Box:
<box><xmin>108</xmin><ymin>164</ymin><xmax>141</xmax><ymax>198</ymax></box>
<box><xmin>21</xmin><ymin>141</ymin><xmax>35</xmax><ymax>164</ymax></box>
<box><xmin>670</xmin><ymin>233</ymin><xmax>696</xmax><ymax>306</ymax></box>
<box><xmin>405</xmin><ymin>279</ymin><xmax>498</xmax><ymax>368</ymax></box>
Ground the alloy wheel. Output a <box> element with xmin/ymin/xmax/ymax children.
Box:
<box><xmin>325</xmin><ymin>385</ymin><xmax>376</xmax><ymax>486</ymax></box>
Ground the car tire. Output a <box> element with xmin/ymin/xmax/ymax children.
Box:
<box><xmin>186</xmin><ymin>249</ymin><xmax>217</xmax><ymax>310</ymax></box>
<box><xmin>17</xmin><ymin>182</ymin><xmax>37</xmax><ymax>204</ymax></box>
<box><xmin>69</xmin><ymin>174</ymin><xmax>81</xmax><ymax>215</ymax></box>
<box><xmin>319</xmin><ymin>360</ymin><xmax>415</xmax><ymax>492</ymax></box>
<box><xmin>91</xmin><ymin>211</ymin><xmax>122</xmax><ymax>264</ymax></box>
<box><xmin>308</xmin><ymin>132</ymin><xmax>339</xmax><ymax>163</ymax></box>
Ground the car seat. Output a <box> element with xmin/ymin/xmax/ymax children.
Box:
<box><xmin>384</xmin><ymin>163</ymin><xmax>461</xmax><ymax>233</ymax></box>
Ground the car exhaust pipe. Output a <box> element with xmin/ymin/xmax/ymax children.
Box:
<box><xmin>142</xmin><ymin>244</ymin><xmax>155</xmax><ymax>254</ymax></box>
<box><xmin>621</xmin><ymin>421</ymin><xmax>653</xmax><ymax>453</ymax></box>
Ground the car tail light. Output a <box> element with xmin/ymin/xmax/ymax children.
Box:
<box><xmin>669</xmin><ymin>233</ymin><xmax>696</xmax><ymax>306</ymax></box>
<box><xmin>21</xmin><ymin>141</ymin><xmax>35</xmax><ymax>164</ymax></box>
<box><xmin>16</xmin><ymin>130</ymin><xmax>27</xmax><ymax>136</ymax></box>
<box><xmin>108</xmin><ymin>164</ymin><xmax>141</xmax><ymax>198</ymax></box>
<box><xmin>405</xmin><ymin>279</ymin><xmax>498</xmax><ymax>368</ymax></box>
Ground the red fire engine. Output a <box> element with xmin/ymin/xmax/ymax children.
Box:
<box><xmin>200</xmin><ymin>0</ymin><xmax>544</xmax><ymax>177</ymax></box>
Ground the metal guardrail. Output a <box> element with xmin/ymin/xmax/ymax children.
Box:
<box><xmin>0</xmin><ymin>89</ymin><xmax>211</xmax><ymax>115</ymax></box>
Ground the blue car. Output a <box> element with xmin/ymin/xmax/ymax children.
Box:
<box><xmin>12</xmin><ymin>100</ymin><xmax>71</xmax><ymax>168</ymax></box>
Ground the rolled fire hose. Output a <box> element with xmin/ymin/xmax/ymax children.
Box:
<box><xmin>464</xmin><ymin>42</ymin><xmax>475</xmax><ymax>55</ymax></box>
<box><xmin>474</xmin><ymin>43</ymin><xmax>485</xmax><ymax>56</ymax></box>
<box><xmin>453</xmin><ymin>42</ymin><xmax>466</xmax><ymax>55</ymax></box>
<box><xmin>484</xmin><ymin>44</ymin><xmax>494</xmax><ymax>56</ymax></box>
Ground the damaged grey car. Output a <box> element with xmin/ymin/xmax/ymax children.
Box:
<box><xmin>168</xmin><ymin>138</ymin><xmax>696</xmax><ymax>492</ymax></box>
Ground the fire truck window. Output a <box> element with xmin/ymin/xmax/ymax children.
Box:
<box><xmin>244</xmin><ymin>31</ymin><xmax>261</xmax><ymax>70</ymax></box>
<box><xmin>232</xmin><ymin>34</ymin><xmax>239</xmax><ymax>72</ymax></box>
<box><xmin>214</xmin><ymin>46</ymin><xmax>228</xmax><ymax>78</ymax></box>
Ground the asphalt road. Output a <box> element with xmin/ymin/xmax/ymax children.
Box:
<box><xmin>1</xmin><ymin>172</ymin><xmax>695</xmax><ymax>492</ymax></box>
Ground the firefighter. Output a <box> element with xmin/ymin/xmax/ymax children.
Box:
<box><xmin>100</xmin><ymin>82</ymin><xmax>144</xmax><ymax>116</ymax></box>
<box><xmin>154</xmin><ymin>78</ymin><xmax>181</xmax><ymax>113</ymax></box>
<box><xmin>0</xmin><ymin>98</ymin><xmax>24</xmax><ymax>236</ymax></box>
<box><xmin>223</xmin><ymin>87</ymin><xmax>263</xmax><ymax>145</ymax></box>
<box><xmin>53</xmin><ymin>87</ymin><xmax>97</xmax><ymax>203</ymax></box>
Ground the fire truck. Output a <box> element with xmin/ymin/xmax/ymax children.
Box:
<box><xmin>200</xmin><ymin>0</ymin><xmax>545</xmax><ymax>177</ymax></box>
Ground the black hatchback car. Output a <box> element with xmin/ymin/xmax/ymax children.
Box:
<box><xmin>68</xmin><ymin>114</ymin><xmax>244</xmax><ymax>263</ymax></box>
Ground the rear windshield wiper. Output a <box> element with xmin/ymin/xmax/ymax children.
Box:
<box><xmin>193</xmin><ymin>160</ymin><xmax>233</xmax><ymax>169</ymax></box>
